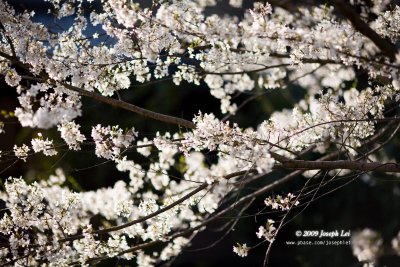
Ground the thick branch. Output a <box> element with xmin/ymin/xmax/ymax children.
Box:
<box><xmin>59</xmin><ymin>170</ymin><xmax>254</xmax><ymax>243</ymax></box>
<box><xmin>61</xmin><ymin>182</ymin><xmax>209</xmax><ymax>243</ymax></box>
<box><xmin>274</xmin><ymin>159</ymin><xmax>400</xmax><ymax>173</ymax></box>
<box><xmin>172</xmin><ymin>137</ymin><xmax>399</xmax><ymax>239</ymax></box>
<box><xmin>77</xmin><ymin>135</ymin><xmax>396</xmax><ymax>263</ymax></box>
<box><xmin>0</xmin><ymin>51</ymin><xmax>196</xmax><ymax>129</ymax></box>
<box><xmin>85</xmin><ymin>240</ymin><xmax>160</xmax><ymax>265</ymax></box>
<box><xmin>84</xmin><ymin>169</ymin><xmax>302</xmax><ymax>265</ymax></box>
<box><xmin>57</xmin><ymin>82</ymin><xmax>195</xmax><ymax>129</ymax></box>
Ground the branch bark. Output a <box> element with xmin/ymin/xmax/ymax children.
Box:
<box><xmin>274</xmin><ymin>159</ymin><xmax>400</xmax><ymax>173</ymax></box>
<box><xmin>57</xmin><ymin>81</ymin><xmax>196</xmax><ymax>129</ymax></box>
<box><xmin>0</xmin><ymin>51</ymin><xmax>196</xmax><ymax>129</ymax></box>
<box><xmin>61</xmin><ymin>182</ymin><xmax>209</xmax><ymax>243</ymax></box>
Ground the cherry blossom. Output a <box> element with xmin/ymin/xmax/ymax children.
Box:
<box><xmin>0</xmin><ymin>0</ymin><xmax>399</xmax><ymax>266</ymax></box>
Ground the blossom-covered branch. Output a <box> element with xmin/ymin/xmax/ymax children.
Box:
<box><xmin>0</xmin><ymin>0</ymin><xmax>400</xmax><ymax>266</ymax></box>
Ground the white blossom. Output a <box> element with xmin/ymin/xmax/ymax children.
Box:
<box><xmin>256</xmin><ymin>219</ymin><xmax>276</xmax><ymax>242</ymax></box>
<box><xmin>5</xmin><ymin>69</ymin><xmax>21</xmax><ymax>87</ymax></box>
<box><xmin>264</xmin><ymin>193</ymin><xmax>299</xmax><ymax>211</ymax></box>
<box><xmin>0</xmin><ymin>0</ymin><xmax>399</xmax><ymax>265</ymax></box>
<box><xmin>31</xmin><ymin>135</ymin><xmax>57</xmax><ymax>156</ymax></box>
<box><xmin>233</xmin><ymin>243</ymin><xmax>249</xmax><ymax>257</ymax></box>
<box><xmin>391</xmin><ymin>231</ymin><xmax>400</xmax><ymax>255</ymax></box>
<box><xmin>13</xmin><ymin>144</ymin><xmax>30</xmax><ymax>161</ymax></box>
<box><xmin>57</xmin><ymin>121</ymin><xmax>86</xmax><ymax>150</ymax></box>
<box><xmin>351</xmin><ymin>229</ymin><xmax>382</xmax><ymax>265</ymax></box>
<box><xmin>91</xmin><ymin>124</ymin><xmax>137</xmax><ymax>159</ymax></box>
<box><xmin>137</xmin><ymin>137</ymin><xmax>152</xmax><ymax>157</ymax></box>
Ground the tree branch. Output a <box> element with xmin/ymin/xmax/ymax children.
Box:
<box><xmin>331</xmin><ymin>0</ymin><xmax>398</xmax><ymax>60</ymax></box>
<box><xmin>61</xmin><ymin>182</ymin><xmax>209</xmax><ymax>243</ymax></box>
<box><xmin>76</xmin><ymin>128</ymin><xmax>398</xmax><ymax>264</ymax></box>
<box><xmin>274</xmin><ymin>159</ymin><xmax>400</xmax><ymax>173</ymax></box>
<box><xmin>57</xmin><ymin>81</ymin><xmax>196</xmax><ymax>129</ymax></box>
<box><xmin>0</xmin><ymin>51</ymin><xmax>196</xmax><ymax>129</ymax></box>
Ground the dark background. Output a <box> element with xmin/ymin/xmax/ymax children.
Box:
<box><xmin>1</xmin><ymin>1</ymin><xmax>400</xmax><ymax>266</ymax></box>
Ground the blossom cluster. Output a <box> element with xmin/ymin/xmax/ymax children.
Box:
<box><xmin>0</xmin><ymin>0</ymin><xmax>399</xmax><ymax>265</ymax></box>
<box><xmin>182</xmin><ymin>113</ymin><xmax>276</xmax><ymax>174</ymax></box>
<box><xmin>0</xmin><ymin>0</ymin><xmax>397</xmax><ymax>117</ymax></box>
<box><xmin>57</xmin><ymin>121</ymin><xmax>86</xmax><ymax>150</ymax></box>
<box><xmin>91</xmin><ymin>124</ymin><xmax>137</xmax><ymax>159</ymax></box>
<box><xmin>0</xmin><ymin>147</ymin><xmax>241</xmax><ymax>265</ymax></box>
<box><xmin>351</xmin><ymin>229</ymin><xmax>383</xmax><ymax>267</ymax></box>
<box><xmin>256</xmin><ymin>219</ymin><xmax>277</xmax><ymax>243</ymax></box>
<box><xmin>351</xmin><ymin>229</ymin><xmax>400</xmax><ymax>267</ymax></box>
<box><xmin>0</xmin><ymin>165</ymin><xmax>204</xmax><ymax>265</ymax></box>
<box><xmin>31</xmin><ymin>134</ymin><xmax>57</xmax><ymax>156</ymax></box>
<box><xmin>264</xmin><ymin>193</ymin><xmax>299</xmax><ymax>211</ymax></box>
<box><xmin>233</xmin><ymin>243</ymin><xmax>249</xmax><ymax>258</ymax></box>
